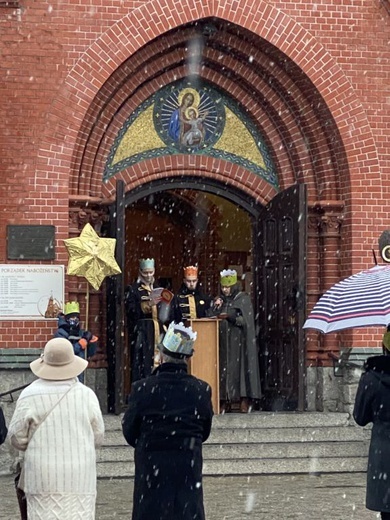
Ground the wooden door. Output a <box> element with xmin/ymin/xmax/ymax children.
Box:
<box><xmin>106</xmin><ymin>179</ymin><xmax>126</xmax><ymax>413</ymax></box>
<box><xmin>255</xmin><ymin>184</ymin><xmax>307</xmax><ymax>411</ymax></box>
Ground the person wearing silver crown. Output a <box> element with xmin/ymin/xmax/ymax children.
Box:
<box><xmin>171</xmin><ymin>265</ymin><xmax>212</xmax><ymax>323</ymax></box>
<box><xmin>209</xmin><ymin>269</ymin><xmax>262</xmax><ymax>413</ymax></box>
<box><xmin>125</xmin><ymin>258</ymin><xmax>166</xmax><ymax>382</ymax></box>
<box><xmin>122</xmin><ymin>321</ymin><xmax>213</xmax><ymax>520</ymax></box>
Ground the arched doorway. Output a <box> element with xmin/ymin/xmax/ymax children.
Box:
<box><xmin>107</xmin><ymin>177</ymin><xmax>307</xmax><ymax>414</ymax></box>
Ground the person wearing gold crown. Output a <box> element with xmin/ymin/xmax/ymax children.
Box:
<box><xmin>122</xmin><ymin>321</ymin><xmax>213</xmax><ymax>520</ymax></box>
<box><xmin>209</xmin><ymin>269</ymin><xmax>262</xmax><ymax>413</ymax></box>
<box><xmin>125</xmin><ymin>258</ymin><xmax>166</xmax><ymax>382</ymax></box>
<box><xmin>171</xmin><ymin>265</ymin><xmax>212</xmax><ymax>323</ymax></box>
<box><xmin>54</xmin><ymin>301</ymin><xmax>98</xmax><ymax>384</ymax></box>
<box><xmin>353</xmin><ymin>325</ymin><xmax>390</xmax><ymax>520</ymax></box>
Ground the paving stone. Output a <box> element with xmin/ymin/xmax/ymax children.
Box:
<box><xmin>0</xmin><ymin>472</ymin><xmax>379</xmax><ymax>520</ymax></box>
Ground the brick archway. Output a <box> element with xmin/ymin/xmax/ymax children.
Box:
<box><xmin>33</xmin><ymin>0</ymin><xmax>382</xmax><ymax>304</ymax></box>
<box><xmin>103</xmin><ymin>159</ymin><xmax>278</xmax><ymax>205</ymax></box>
<box><xmin>36</xmin><ymin>0</ymin><xmax>378</xmax><ymax>205</ymax></box>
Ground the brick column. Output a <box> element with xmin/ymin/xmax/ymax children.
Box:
<box><xmin>307</xmin><ymin>201</ymin><xmax>344</xmax><ymax>367</ymax></box>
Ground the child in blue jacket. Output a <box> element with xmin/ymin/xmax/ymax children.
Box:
<box><xmin>54</xmin><ymin>301</ymin><xmax>98</xmax><ymax>383</ymax></box>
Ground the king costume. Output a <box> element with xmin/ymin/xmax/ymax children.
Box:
<box><xmin>122</xmin><ymin>322</ymin><xmax>213</xmax><ymax>520</ymax></box>
<box><xmin>171</xmin><ymin>266</ymin><xmax>212</xmax><ymax>323</ymax></box>
<box><xmin>125</xmin><ymin>258</ymin><xmax>165</xmax><ymax>382</ymax></box>
<box><xmin>210</xmin><ymin>269</ymin><xmax>262</xmax><ymax>407</ymax></box>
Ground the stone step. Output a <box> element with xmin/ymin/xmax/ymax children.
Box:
<box><xmin>97</xmin><ymin>456</ymin><xmax>368</xmax><ymax>479</ymax></box>
<box><xmin>103</xmin><ymin>425</ymin><xmax>370</xmax><ymax>446</ymax></box>
<box><xmin>97</xmin><ymin>412</ymin><xmax>370</xmax><ymax>477</ymax></box>
<box><xmin>97</xmin><ymin>440</ymin><xmax>368</xmax><ymax>463</ymax></box>
<box><xmin>103</xmin><ymin>412</ymin><xmax>352</xmax><ymax>431</ymax></box>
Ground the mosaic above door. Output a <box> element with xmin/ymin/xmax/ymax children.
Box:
<box><xmin>104</xmin><ymin>79</ymin><xmax>278</xmax><ymax>189</ymax></box>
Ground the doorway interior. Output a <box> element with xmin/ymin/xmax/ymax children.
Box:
<box><xmin>124</xmin><ymin>189</ymin><xmax>252</xmax><ymax>293</ymax></box>
<box><xmin>122</xmin><ymin>188</ymin><xmax>253</xmax><ymax>397</ymax></box>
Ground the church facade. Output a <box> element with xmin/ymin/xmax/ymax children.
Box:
<box><xmin>0</xmin><ymin>0</ymin><xmax>389</xmax><ymax>412</ymax></box>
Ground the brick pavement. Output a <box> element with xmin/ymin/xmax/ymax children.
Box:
<box><xmin>0</xmin><ymin>472</ymin><xmax>380</xmax><ymax>519</ymax></box>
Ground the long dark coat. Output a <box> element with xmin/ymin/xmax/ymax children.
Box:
<box><xmin>210</xmin><ymin>284</ymin><xmax>262</xmax><ymax>401</ymax></box>
<box><xmin>171</xmin><ymin>283</ymin><xmax>212</xmax><ymax>323</ymax></box>
<box><xmin>125</xmin><ymin>281</ymin><xmax>164</xmax><ymax>382</ymax></box>
<box><xmin>0</xmin><ymin>406</ymin><xmax>7</xmax><ymax>445</ymax></box>
<box><xmin>353</xmin><ymin>355</ymin><xmax>390</xmax><ymax>512</ymax></box>
<box><xmin>122</xmin><ymin>362</ymin><xmax>213</xmax><ymax>520</ymax></box>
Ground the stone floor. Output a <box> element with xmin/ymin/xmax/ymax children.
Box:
<box><xmin>0</xmin><ymin>472</ymin><xmax>382</xmax><ymax>519</ymax></box>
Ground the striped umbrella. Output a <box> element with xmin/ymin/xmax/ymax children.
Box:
<box><xmin>303</xmin><ymin>265</ymin><xmax>390</xmax><ymax>333</ymax></box>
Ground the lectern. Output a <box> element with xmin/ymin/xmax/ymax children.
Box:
<box><xmin>189</xmin><ymin>318</ymin><xmax>220</xmax><ymax>414</ymax></box>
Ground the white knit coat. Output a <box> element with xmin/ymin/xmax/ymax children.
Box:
<box><xmin>8</xmin><ymin>378</ymin><xmax>104</xmax><ymax>516</ymax></box>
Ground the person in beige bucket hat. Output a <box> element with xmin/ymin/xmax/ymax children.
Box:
<box><xmin>30</xmin><ymin>337</ymin><xmax>88</xmax><ymax>380</ymax></box>
<box><xmin>8</xmin><ymin>337</ymin><xmax>105</xmax><ymax>520</ymax></box>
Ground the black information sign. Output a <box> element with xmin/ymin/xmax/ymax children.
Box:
<box><xmin>7</xmin><ymin>225</ymin><xmax>55</xmax><ymax>260</ymax></box>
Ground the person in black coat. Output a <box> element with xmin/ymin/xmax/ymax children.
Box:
<box><xmin>353</xmin><ymin>328</ymin><xmax>390</xmax><ymax>519</ymax></box>
<box><xmin>171</xmin><ymin>265</ymin><xmax>212</xmax><ymax>323</ymax></box>
<box><xmin>0</xmin><ymin>406</ymin><xmax>7</xmax><ymax>445</ymax></box>
<box><xmin>122</xmin><ymin>321</ymin><xmax>213</xmax><ymax>520</ymax></box>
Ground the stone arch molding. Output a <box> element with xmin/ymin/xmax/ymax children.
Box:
<box><xmin>36</xmin><ymin>0</ymin><xmax>379</xmax><ymax>199</ymax></box>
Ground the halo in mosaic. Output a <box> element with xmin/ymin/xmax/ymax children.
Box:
<box><xmin>104</xmin><ymin>79</ymin><xmax>278</xmax><ymax>190</ymax></box>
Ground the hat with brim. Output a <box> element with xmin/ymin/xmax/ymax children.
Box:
<box><xmin>30</xmin><ymin>338</ymin><xmax>88</xmax><ymax>380</ymax></box>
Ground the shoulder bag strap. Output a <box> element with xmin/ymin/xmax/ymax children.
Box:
<box><xmin>18</xmin><ymin>383</ymin><xmax>77</xmax><ymax>491</ymax></box>
<box><xmin>29</xmin><ymin>383</ymin><xmax>76</xmax><ymax>442</ymax></box>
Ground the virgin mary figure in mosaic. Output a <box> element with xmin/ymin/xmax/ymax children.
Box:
<box><xmin>158</xmin><ymin>85</ymin><xmax>221</xmax><ymax>151</ymax></box>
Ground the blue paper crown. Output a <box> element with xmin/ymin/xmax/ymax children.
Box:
<box><xmin>139</xmin><ymin>258</ymin><xmax>155</xmax><ymax>270</ymax></box>
<box><xmin>161</xmin><ymin>321</ymin><xmax>197</xmax><ymax>358</ymax></box>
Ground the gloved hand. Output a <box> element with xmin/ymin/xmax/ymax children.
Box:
<box><xmin>235</xmin><ymin>316</ymin><xmax>244</xmax><ymax>327</ymax></box>
<box><xmin>79</xmin><ymin>338</ymin><xmax>88</xmax><ymax>350</ymax></box>
<box><xmin>82</xmin><ymin>330</ymin><xmax>93</xmax><ymax>342</ymax></box>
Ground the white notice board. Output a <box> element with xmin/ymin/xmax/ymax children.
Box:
<box><xmin>0</xmin><ymin>265</ymin><xmax>64</xmax><ymax>320</ymax></box>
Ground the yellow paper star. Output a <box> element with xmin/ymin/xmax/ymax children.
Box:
<box><xmin>64</xmin><ymin>223</ymin><xmax>121</xmax><ymax>291</ymax></box>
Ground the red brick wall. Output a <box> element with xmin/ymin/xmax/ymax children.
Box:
<box><xmin>0</xmin><ymin>0</ymin><xmax>389</xmax><ymax>358</ymax></box>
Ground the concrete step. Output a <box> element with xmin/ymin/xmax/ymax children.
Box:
<box><xmin>98</xmin><ymin>440</ymin><xmax>368</xmax><ymax>462</ymax></box>
<box><xmin>103</xmin><ymin>425</ymin><xmax>370</xmax><ymax>446</ymax></box>
<box><xmin>103</xmin><ymin>412</ymin><xmax>353</xmax><ymax>431</ymax></box>
<box><xmin>97</xmin><ymin>412</ymin><xmax>370</xmax><ymax>477</ymax></box>
<box><xmin>97</xmin><ymin>456</ymin><xmax>368</xmax><ymax>478</ymax></box>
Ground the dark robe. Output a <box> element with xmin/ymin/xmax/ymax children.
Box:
<box><xmin>353</xmin><ymin>355</ymin><xmax>390</xmax><ymax>513</ymax></box>
<box><xmin>122</xmin><ymin>362</ymin><xmax>213</xmax><ymax>520</ymax></box>
<box><xmin>171</xmin><ymin>283</ymin><xmax>212</xmax><ymax>323</ymax></box>
<box><xmin>209</xmin><ymin>284</ymin><xmax>262</xmax><ymax>401</ymax></box>
<box><xmin>125</xmin><ymin>280</ymin><xmax>164</xmax><ymax>382</ymax></box>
